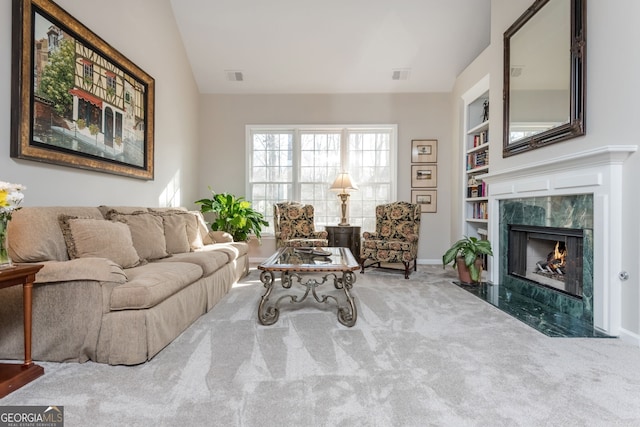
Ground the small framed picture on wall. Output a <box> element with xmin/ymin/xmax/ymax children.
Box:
<box><xmin>411</xmin><ymin>139</ymin><xmax>437</xmax><ymax>163</ymax></box>
<box><xmin>411</xmin><ymin>165</ymin><xmax>437</xmax><ymax>188</ymax></box>
<box><xmin>412</xmin><ymin>190</ymin><xmax>437</xmax><ymax>213</ymax></box>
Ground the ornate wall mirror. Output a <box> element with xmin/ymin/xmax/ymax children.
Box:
<box><xmin>503</xmin><ymin>0</ymin><xmax>586</xmax><ymax>157</ymax></box>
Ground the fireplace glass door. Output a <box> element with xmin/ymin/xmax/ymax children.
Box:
<box><xmin>508</xmin><ymin>225</ymin><xmax>583</xmax><ymax>298</ymax></box>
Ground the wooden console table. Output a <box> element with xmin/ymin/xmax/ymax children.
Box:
<box><xmin>326</xmin><ymin>225</ymin><xmax>361</xmax><ymax>260</ymax></box>
<box><xmin>0</xmin><ymin>264</ymin><xmax>44</xmax><ymax>398</ymax></box>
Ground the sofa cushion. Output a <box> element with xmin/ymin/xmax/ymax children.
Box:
<box><xmin>153</xmin><ymin>251</ymin><xmax>229</xmax><ymax>276</ymax></box>
<box><xmin>111</xmin><ymin>262</ymin><xmax>204</xmax><ymax>310</ymax></box>
<box><xmin>105</xmin><ymin>211</ymin><xmax>169</xmax><ymax>261</ymax></box>
<box><xmin>8</xmin><ymin>207</ymin><xmax>104</xmax><ymax>262</ymax></box>
<box><xmin>59</xmin><ymin>216</ymin><xmax>142</xmax><ymax>269</ymax></box>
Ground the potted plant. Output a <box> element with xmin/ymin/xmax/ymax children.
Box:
<box><xmin>442</xmin><ymin>236</ymin><xmax>493</xmax><ymax>284</ymax></box>
<box><xmin>195</xmin><ymin>188</ymin><xmax>268</xmax><ymax>242</ymax></box>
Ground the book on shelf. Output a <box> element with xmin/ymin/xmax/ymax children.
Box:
<box><xmin>466</xmin><ymin>180</ymin><xmax>487</xmax><ymax>198</ymax></box>
<box><xmin>473</xmin><ymin>134</ymin><xmax>480</xmax><ymax>147</ymax></box>
<box><xmin>466</xmin><ymin>151</ymin><xmax>489</xmax><ymax>170</ymax></box>
<box><xmin>471</xmin><ymin>201</ymin><xmax>488</xmax><ymax>219</ymax></box>
<box><xmin>479</xmin><ymin>130</ymin><xmax>489</xmax><ymax>145</ymax></box>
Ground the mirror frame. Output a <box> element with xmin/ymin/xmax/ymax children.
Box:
<box><xmin>503</xmin><ymin>0</ymin><xmax>586</xmax><ymax>157</ymax></box>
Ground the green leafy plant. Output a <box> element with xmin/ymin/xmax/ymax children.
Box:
<box><xmin>442</xmin><ymin>236</ymin><xmax>493</xmax><ymax>283</ymax></box>
<box><xmin>195</xmin><ymin>188</ymin><xmax>268</xmax><ymax>242</ymax></box>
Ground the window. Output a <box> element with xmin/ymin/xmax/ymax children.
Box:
<box><xmin>106</xmin><ymin>73</ymin><xmax>117</xmax><ymax>97</ymax></box>
<box><xmin>247</xmin><ymin>125</ymin><xmax>397</xmax><ymax>233</ymax></box>
<box><xmin>83</xmin><ymin>61</ymin><xmax>93</xmax><ymax>86</ymax></box>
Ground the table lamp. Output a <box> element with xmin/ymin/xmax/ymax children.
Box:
<box><xmin>330</xmin><ymin>172</ymin><xmax>358</xmax><ymax>226</ymax></box>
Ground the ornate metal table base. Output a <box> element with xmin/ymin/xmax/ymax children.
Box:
<box><xmin>258</xmin><ymin>270</ymin><xmax>357</xmax><ymax>327</ymax></box>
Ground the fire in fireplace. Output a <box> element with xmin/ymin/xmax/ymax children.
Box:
<box><xmin>508</xmin><ymin>225</ymin><xmax>583</xmax><ymax>298</ymax></box>
<box><xmin>535</xmin><ymin>241</ymin><xmax>567</xmax><ymax>278</ymax></box>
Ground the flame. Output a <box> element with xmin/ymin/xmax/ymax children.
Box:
<box><xmin>554</xmin><ymin>241</ymin><xmax>567</xmax><ymax>267</ymax></box>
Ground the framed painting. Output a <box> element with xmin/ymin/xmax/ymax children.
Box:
<box><xmin>411</xmin><ymin>165</ymin><xmax>437</xmax><ymax>188</ymax></box>
<box><xmin>11</xmin><ymin>0</ymin><xmax>155</xmax><ymax>180</ymax></box>
<box><xmin>412</xmin><ymin>190</ymin><xmax>437</xmax><ymax>213</ymax></box>
<box><xmin>411</xmin><ymin>139</ymin><xmax>437</xmax><ymax>163</ymax></box>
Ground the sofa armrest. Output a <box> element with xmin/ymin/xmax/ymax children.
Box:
<box><xmin>34</xmin><ymin>258</ymin><xmax>128</xmax><ymax>284</ymax></box>
<box><xmin>208</xmin><ymin>230</ymin><xmax>234</xmax><ymax>243</ymax></box>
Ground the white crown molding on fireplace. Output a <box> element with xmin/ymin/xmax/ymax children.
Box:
<box><xmin>481</xmin><ymin>145</ymin><xmax>637</xmax><ymax>338</ymax></box>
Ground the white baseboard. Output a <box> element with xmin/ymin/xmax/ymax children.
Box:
<box><xmin>618</xmin><ymin>328</ymin><xmax>640</xmax><ymax>347</ymax></box>
<box><xmin>417</xmin><ymin>258</ymin><xmax>442</xmax><ymax>265</ymax></box>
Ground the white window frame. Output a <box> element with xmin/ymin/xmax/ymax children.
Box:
<box><xmin>246</xmin><ymin>124</ymin><xmax>397</xmax><ymax>235</ymax></box>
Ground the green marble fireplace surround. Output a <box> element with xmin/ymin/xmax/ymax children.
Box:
<box><xmin>479</xmin><ymin>146</ymin><xmax>637</xmax><ymax>338</ymax></box>
<box><xmin>499</xmin><ymin>195</ymin><xmax>594</xmax><ymax>325</ymax></box>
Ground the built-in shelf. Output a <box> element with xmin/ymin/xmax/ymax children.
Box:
<box><xmin>467</xmin><ymin>165</ymin><xmax>489</xmax><ymax>174</ymax></box>
<box><xmin>467</xmin><ymin>120</ymin><xmax>489</xmax><ymax>135</ymax></box>
<box><xmin>462</xmin><ymin>76</ymin><xmax>490</xmax><ymax>244</ymax></box>
<box><xmin>466</xmin><ymin>218</ymin><xmax>488</xmax><ymax>223</ymax></box>
<box><xmin>466</xmin><ymin>143</ymin><xmax>489</xmax><ymax>155</ymax></box>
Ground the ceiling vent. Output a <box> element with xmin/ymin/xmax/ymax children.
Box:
<box><xmin>225</xmin><ymin>70</ymin><xmax>244</xmax><ymax>81</ymax></box>
<box><xmin>392</xmin><ymin>68</ymin><xmax>410</xmax><ymax>81</ymax></box>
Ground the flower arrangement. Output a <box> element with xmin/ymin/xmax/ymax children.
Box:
<box><xmin>0</xmin><ymin>181</ymin><xmax>26</xmax><ymax>268</ymax></box>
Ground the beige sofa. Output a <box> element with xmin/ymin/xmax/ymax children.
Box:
<box><xmin>0</xmin><ymin>205</ymin><xmax>249</xmax><ymax>365</ymax></box>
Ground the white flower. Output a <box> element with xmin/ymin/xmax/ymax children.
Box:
<box><xmin>0</xmin><ymin>181</ymin><xmax>26</xmax><ymax>215</ymax></box>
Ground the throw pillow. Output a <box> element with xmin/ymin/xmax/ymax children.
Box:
<box><xmin>105</xmin><ymin>211</ymin><xmax>169</xmax><ymax>261</ymax></box>
<box><xmin>58</xmin><ymin>215</ymin><xmax>142</xmax><ymax>268</ymax></box>
<box><xmin>158</xmin><ymin>213</ymin><xmax>191</xmax><ymax>254</ymax></box>
<box><xmin>151</xmin><ymin>210</ymin><xmax>203</xmax><ymax>250</ymax></box>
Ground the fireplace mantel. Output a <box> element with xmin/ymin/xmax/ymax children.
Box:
<box><xmin>482</xmin><ymin>145</ymin><xmax>636</xmax><ymax>191</ymax></box>
<box><xmin>481</xmin><ymin>145</ymin><xmax>636</xmax><ymax>336</ymax></box>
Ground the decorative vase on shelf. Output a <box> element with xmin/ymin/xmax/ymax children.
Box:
<box><xmin>0</xmin><ymin>215</ymin><xmax>11</xmax><ymax>269</ymax></box>
<box><xmin>0</xmin><ymin>180</ymin><xmax>26</xmax><ymax>269</ymax></box>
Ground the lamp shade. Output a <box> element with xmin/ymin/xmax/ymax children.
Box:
<box><xmin>329</xmin><ymin>172</ymin><xmax>358</xmax><ymax>192</ymax></box>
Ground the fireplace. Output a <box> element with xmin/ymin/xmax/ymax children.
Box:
<box><xmin>508</xmin><ymin>225</ymin><xmax>583</xmax><ymax>298</ymax></box>
<box><xmin>483</xmin><ymin>145</ymin><xmax>637</xmax><ymax>338</ymax></box>
<box><xmin>497</xmin><ymin>195</ymin><xmax>594</xmax><ymax>326</ymax></box>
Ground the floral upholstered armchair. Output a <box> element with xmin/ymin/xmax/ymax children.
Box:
<box><xmin>361</xmin><ymin>201</ymin><xmax>421</xmax><ymax>279</ymax></box>
<box><xmin>273</xmin><ymin>202</ymin><xmax>328</xmax><ymax>248</ymax></box>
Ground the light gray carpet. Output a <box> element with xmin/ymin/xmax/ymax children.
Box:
<box><xmin>2</xmin><ymin>266</ymin><xmax>640</xmax><ymax>426</ymax></box>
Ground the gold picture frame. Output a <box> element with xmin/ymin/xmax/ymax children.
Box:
<box><xmin>11</xmin><ymin>0</ymin><xmax>155</xmax><ymax>180</ymax></box>
<box><xmin>411</xmin><ymin>165</ymin><xmax>437</xmax><ymax>188</ymax></box>
<box><xmin>412</xmin><ymin>190</ymin><xmax>437</xmax><ymax>213</ymax></box>
<box><xmin>411</xmin><ymin>139</ymin><xmax>437</xmax><ymax>163</ymax></box>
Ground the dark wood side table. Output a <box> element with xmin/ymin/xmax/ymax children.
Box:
<box><xmin>0</xmin><ymin>264</ymin><xmax>44</xmax><ymax>398</ymax></box>
<box><xmin>326</xmin><ymin>225</ymin><xmax>361</xmax><ymax>259</ymax></box>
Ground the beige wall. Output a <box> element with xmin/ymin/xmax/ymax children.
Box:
<box><xmin>0</xmin><ymin>0</ymin><xmax>200</xmax><ymax>207</ymax></box>
<box><xmin>198</xmin><ymin>93</ymin><xmax>452</xmax><ymax>262</ymax></box>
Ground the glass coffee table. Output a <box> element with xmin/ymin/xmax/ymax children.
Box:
<box><xmin>257</xmin><ymin>247</ymin><xmax>359</xmax><ymax>327</ymax></box>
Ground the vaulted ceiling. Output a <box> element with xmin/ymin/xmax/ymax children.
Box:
<box><xmin>169</xmin><ymin>0</ymin><xmax>491</xmax><ymax>94</ymax></box>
